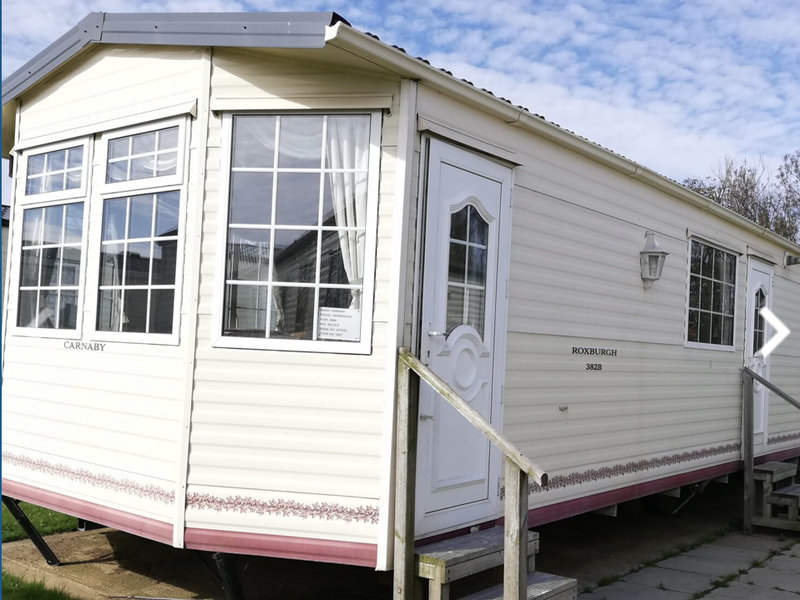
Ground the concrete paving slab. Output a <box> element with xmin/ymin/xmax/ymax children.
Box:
<box><xmin>702</xmin><ymin>581</ymin><xmax>800</xmax><ymax>599</ymax></box>
<box><xmin>677</xmin><ymin>544</ymin><xmax>765</xmax><ymax>569</ymax></box>
<box><xmin>621</xmin><ymin>566</ymin><xmax>709</xmax><ymax>594</ymax></box>
<box><xmin>710</xmin><ymin>532</ymin><xmax>789</xmax><ymax>553</ymax></box>
<box><xmin>740</xmin><ymin>567</ymin><xmax>800</xmax><ymax>593</ymax></box>
<box><xmin>764</xmin><ymin>553</ymin><xmax>800</xmax><ymax>574</ymax></box>
<box><xmin>654</xmin><ymin>554</ymin><xmax>743</xmax><ymax>578</ymax></box>
<box><xmin>575</xmin><ymin>580</ymin><xmax>690</xmax><ymax>600</ymax></box>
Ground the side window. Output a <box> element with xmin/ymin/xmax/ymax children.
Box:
<box><xmin>17</xmin><ymin>202</ymin><xmax>84</xmax><ymax>330</ymax></box>
<box><xmin>687</xmin><ymin>240</ymin><xmax>737</xmax><ymax>347</ymax></box>
<box><xmin>219</xmin><ymin>113</ymin><xmax>379</xmax><ymax>351</ymax></box>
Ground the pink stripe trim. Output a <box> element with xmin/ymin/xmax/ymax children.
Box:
<box><xmin>2</xmin><ymin>479</ymin><xmax>173</xmax><ymax>545</ymax></box>
<box><xmin>759</xmin><ymin>445</ymin><xmax>800</xmax><ymax>464</ymax></box>
<box><xmin>184</xmin><ymin>527</ymin><xmax>378</xmax><ymax>567</ymax></box>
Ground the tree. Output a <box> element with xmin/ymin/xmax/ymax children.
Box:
<box><xmin>683</xmin><ymin>151</ymin><xmax>800</xmax><ymax>244</ymax></box>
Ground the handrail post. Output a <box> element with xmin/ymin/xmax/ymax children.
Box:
<box><xmin>742</xmin><ymin>369</ymin><xmax>754</xmax><ymax>535</ymax></box>
<box><xmin>504</xmin><ymin>457</ymin><xmax>528</xmax><ymax>600</ymax></box>
<box><xmin>394</xmin><ymin>356</ymin><xmax>419</xmax><ymax>600</ymax></box>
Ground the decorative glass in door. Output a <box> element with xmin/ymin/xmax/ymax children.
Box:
<box><xmin>752</xmin><ymin>289</ymin><xmax>766</xmax><ymax>354</ymax></box>
<box><xmin>446</xmin><ymin>205</ymin><xmax>488</xmax><ymax>338</ymax></box>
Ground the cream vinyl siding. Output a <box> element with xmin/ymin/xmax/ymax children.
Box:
<box><xmin>415</xmin><ymin>84</ymin><xmax>800</xmax><ymax>509</ymax></box>
<box><xmin>2</xmin><ymin>45</ymin><xmax>205</xmax><ymax>526</ymax></box>
<box><xmin>183</xmin><ymin>51</ymin><xmax>402</xmax><ymax>543</ymax></box>
<box><xmin>17</xmin><ymin>46</ymin><xmax>202</xmax><ymax>148</ymax></box>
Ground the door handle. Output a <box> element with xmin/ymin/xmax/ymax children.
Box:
<box><xmin>419</xmin><ymin>414</ymin><xmax>434</xmax><ymax>421</ymax></box>
<box><xmin>428</xmin><ymin>330</ymin><xmax>446</xmax><ymax>337</ymax></box>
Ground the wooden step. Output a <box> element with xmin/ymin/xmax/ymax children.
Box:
<box><xmin>753</xmin><ymin>461</ymin><xmax>797</xmax><ymax>483</ymax></box>
<box><xmin>770</xmin><ymin>482</ymin><xmax>800</xmax><ymax>500</ymax></box>
<box><xmin>416</xmin><ymin>527</ymin><xmax>539</xmax><ymax>600</ymax></box>
<box><xmin>459</xmin><ymin>571</ymin><xmax>577</xmax><ymax>600</ymax></box>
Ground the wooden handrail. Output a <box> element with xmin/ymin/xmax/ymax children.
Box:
<box><xmin>398</xmin><ymin>347</ymin><xmax>549</xmax><ymax>487</ymax></box>
<box><xmin>394</xmin><ymin>346</ymin><xmax>549</xmax><ymax>600</ymax></box>
<box><xmin>741</xmin><ymin>367</ymin><xmax>800</xmax><ymax>534</ymax></box>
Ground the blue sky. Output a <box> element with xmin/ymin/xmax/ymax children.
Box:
<box><xmin>2</xmin><ymin>0</ymin><xmax>799</xmax><ymax>203</ymax></box>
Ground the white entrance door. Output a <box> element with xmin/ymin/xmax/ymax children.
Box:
<box><xmin>416</xmin><ymin>139</ymin><xmax>512</xmax><ymax>536</ymax></box>
<box><xmin>745</xmin><ymin>259</ymin><xmax>774</xmax><ymax>451</ymax></box>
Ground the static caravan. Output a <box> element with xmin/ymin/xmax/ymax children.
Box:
<box><xmin>2</xmin><ymin>10</ymin><xmax>800</xmax><ymax>581</ymax></box>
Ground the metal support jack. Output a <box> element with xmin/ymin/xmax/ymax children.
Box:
<box><xmin>213</xmin><ymin>552</ymin><xmax>245</xmax><ymax>600</ymax></box>
<box><xmin>2</xmin><ymin>496</ymin><xmax>61</xmax><ymax>566</ymax></box>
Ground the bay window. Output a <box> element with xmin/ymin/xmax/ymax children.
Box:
<box><xmin>218</xmin><ymin>112</ymin><xmax>380</xmax><ymax>351</ymax></box>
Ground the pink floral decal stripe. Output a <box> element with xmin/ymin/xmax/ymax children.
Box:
<box><xmin>186</xmin><ymin>493</ymin><xmax>380</xmax><ymax>525</ymax></box>
<box><xmin>2</xmin><ymin>452</ymin><xmax>174</xmax><ymax>504</ymax></box>
<box><xmin>504</xmin><ymin>443</ymin><xmax>740</xmax><ymax>497</ymax></box>
<box><xmin>768</xmin><ymin>431</ymin><xmax>800</xmax><ymax>446</ymax></box>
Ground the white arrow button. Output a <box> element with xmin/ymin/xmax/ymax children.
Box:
<box><xmin>757</xmin><ymin>307</ymin><xmax>791</xmax><ymax>359</ymax></box>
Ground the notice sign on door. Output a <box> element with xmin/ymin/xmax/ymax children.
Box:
<box><xmin>318</xmin><ymin>307</ymin><xmax>361</xmax><ymax>341</ymax></box>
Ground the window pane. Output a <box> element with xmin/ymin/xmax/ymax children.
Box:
<box><xmin>99</xmin><ymin>243</ymin><xmax>124</xmax><ymax>286</ymax></box>
<box><xmin>26</xmin><ymin>177</ymin><xmax>43</xmax><ymax>195</ymax></box>
<box><xmin>129</xmin><ymin>195</ymin><xmax>154</xmax><ymax>239</ymax></box>
<box><xmin>712</xmin><ymin>281</ymin><xmax>722</xmax><ymax>313</ymax></box>
<box><xmin>722</xmin><ymin>317</ymin><xmax>734</xmax><ymax>346</ymax></box>
<box><xmin>38</xmin><ymin>290</ymin><xmax>58</xmax><ymax>328</ymax></box>
<box><xmin>230</xmin><ymin>172</ymin><xmax>273</xmax><ymax>224</ymax></box>
<box><xmin>699</xmin><ymin>311</ymin><xmax>711</xmax><ymax>343</ymax></box>
<box><xmin>233</xmin><ymin>116</ymin><xmax>276</xmax><ymax>168</ymax></box>
<box><xmin>131</xmin><ymin>156</ymin><xmax>155</xmax><ymax>179</ymax></box>
<box><xmin>64</xmin><ymin>204</ymin><xmax>84</xmax><ymax>243</ymax></box>
<box><xmin>122</xmin><ymin>290</ymin><xmax>148</xmax><ymax>332</ymax></box>
<box><xmin>223</xmin><ymin>283</ymin><xmax>268</xmax><ymax>337</ymax></box>
<box><xmin>466</xmin><ymin>288</ymin><xmax>486</xmax><ymax>338</ymax></box>
<box><xmin>700</xmin><ymin>279</ymin><xmax>712</xmax><ymax>310</ymax></box>
<box><xmin>20</xmin><ymin>249</ymin><xmax>40</xmax><ymax>286</ymax></box>
<box><xmin>153</xmin><ymin>240</ymin><xmax>177</xmax><ymax>285</ymax></box>
<box><xmin>66</xmin><ymin>170</ymin><xmax>82</xmax><ymax>189</ymax></box>
<box><xmin>125</xmin><ymin>242</ymin><xmax>152</xmax><ymax>285</ymax></box>
<box><xmin>45</xmin><ymin>174</ymin><xmax>63</xmax><ymax>193</ymax></box>
<box><xmin>109</xmin><ymin>137</ymin><xmax>129</xmax><ymax>159</ymax></box>
<box><xmin>61</xmin><ymin>247</ymin><xmax>81</xmax><ymax>285</ymax></box>
<box><xmin>149</xmin><ymin>289</ymin><xmax>174</xmax><ymax>334</ymax></box>
<box><xmin>132</xmin><ymin>131</ymin><xmax>156</xmax><ymax>154</ymax></box>
<box><xmin>468</xmin><ymin>207</ymin><xmax>488</xmax><ymax>245</ymax></box>
<box><xmin>273</xmin><ymin>229</ymin><xmax>316</xmax><ymax>282</ymax></box>
<box><xmin>67</xmin><ymin>146</ymin><xmax>83</xmax><ymax>169</ymax></box>
<box><xmin>17</xmin><ymin>290</ymin><xmax>38</xmax><ymax>327</ymax></box>
<box><xmin>320</xmin><ymin>230</ymin><xmax>348</xmax><ymax>285</ymax></box>
<box><xmin>450</xmin><ymin>207</ymin><xmax>467</xmax><ymax>241</ymax></box>
<box><xmin>701</xmin><ymin>245</ymin><xmax>713</xmax><ymax>278</ymax></box>
<box><xmin>448</xmin><ymin>243</ymin><xmax>466</xmax><ymax>283</ymax></box>
<box><xmin>689</xmin><ymin>275</ymin><xmax>699</xmax><ymax>309</ymax></box>
<box><xmin>44</xmin><ymin>193</ymin><xmax>66</xmax><ymax>223</ymax></box>
<box><xmin>107</xmin><ymin>160</ymin><xmax>129</xmax><ymax>183</ymax></box>
<box><xmin>158</xmin><ymin>127</ymin><xmax>179</xmax><ymax>150</ymax></box>
<box><xmin>22</xmin><ymin>208</ymin><xmax>43</xmax><ymax>246</ymax></box>
<box><xmin>446</xmin><ymin>285</ymin><xmax>464</xmax><ymax>332</ymax></box>
<box><xmin>59</xmin><ymin>291</ymin><xmax>79</xmax><ymax>329</ymax></box>
<box><xmin>275</xmin><ymin>173</ymin><xmax>320</xmax><ymax>225</ymax></box>
<box><xmin>711</xmin><ymin>314</ymin><xmax>722</xmax><ymax>344</ymax></box>
<box><xmin>278</xmin><ymin>116</ymin><xmax>323</xmax><ymax>168</ymax></box>
<box><xmin>156</xmin><ymin>152</ymin><xmax>178</xmax><ymax>176</ymax></box>
<box><xmin>48</xmin><ymin>150</ymin><xmax>66</xmax><ymax>171</ymax></box>
<box><xmin>155</xmin><ymin>192</ymin><xmax>180</xmax><ymax>236</ymax></box>
<box><xmin>227</xmin><ymin>228</ymin><xmax>271</xmax><ymax>282</ymax></box>
<box><xmin>103</xmin><ymin>198</ymin><xmax>128</xmax><ymax>240</ymax></box>
<box><xmin>319</xmin><ymin>286</ymin><xmax>353</xmax><ymax>310</ymax></box>
<box><xmin>725</xmin><ymin>254</ymin><xmax>737</xmax><ymax>283</ymax></box>
<box><xmin>467</xmin><ymin>246</ymin><xmax>487</xmax><ymax>286</ymax></box>
<box><xmin>272</xmin><ymin>285</ymin><xmax>313</xmax><ymax>339</ymax></box>
<box><xmin>687</xmin><ymin>309</ymin><xmax>699</xmax><ymax>342</ymax></box>
<box><xmin>40</xmin><ymin>247</ymin><xmax>60</xmax><ymax>286</ymax></box>
<box><xmin>327</xmin><ymin>115</ymin><xmax>370</xmax><ymax>170</ymax></box>
<box><xmin>28</xmin><ymin>154</ymin><xmax>45</xmax><ymax>175</ymax></box>
<box><xmin>97</xmin><ymin>289</ymin><xmax>122</xmax><ymax>331</ymax></box>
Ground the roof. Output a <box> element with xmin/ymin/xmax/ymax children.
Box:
<box><xmin>1</xmin><ymin>11</ymin><xmax>348</xmax><ymax>106</ymax></box>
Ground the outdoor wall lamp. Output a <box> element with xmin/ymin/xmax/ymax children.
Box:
<box><xmin>640</xmin><ymin>231</ymin><xmax>668</xmax><ymax>289</ymax></box>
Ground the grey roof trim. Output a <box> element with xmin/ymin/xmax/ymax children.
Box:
<box><xmin>2</xmin><ymin>11</ymin><xmax>348</xmax><ymax>106</ymax></box>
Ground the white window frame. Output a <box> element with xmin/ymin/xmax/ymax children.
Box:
<box><xmin>212</xmin><ymin>111</ymin><xmax>382</xmax><ymax>354</ymax></box>
<box><xmin>97</xmin><ymin>118</ymin><xmax>187</xmax><ymax>195</ymax></box>
<box><xmin>10</xmin><ymin>197</ymin><xmax>89</xmax><ymax>340</ymax></box>
<box><xmin>684</xmin><ymin>237</ymin><xmax>739</xmax><ymax>351</ymax></box>
<box><xmin>21</xmin><ymin>138</ymin><xmax>91</xmax><ymax>203</ymax></box>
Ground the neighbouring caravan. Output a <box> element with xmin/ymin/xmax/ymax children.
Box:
<box><xmin>2</xmin><ymin>12</ymin><xmax>799</xmax><ymax>573</ymax></box>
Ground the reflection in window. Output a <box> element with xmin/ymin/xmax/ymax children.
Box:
<box><xmin>26</xmin><ymin>146</ymin><xmax>84</xmax><ymax>195</ymax></box>
<box><xmin>446</xmin><ymin>205</ymin><xmax>488</xmax><ymax>337</ymax></box>
<box><xmin>17</xmin><ymin>202</ymin><xmax>84</xmax><ymax>329</ymax></box>
<box><xmin>97</xmin><ymin>192</ymin><xmax>179</xmax><ymax>334</ymax></box>
<box><xmin>223</xmin><ymin>114</ymin><xmax>371</xmax><ymax>342</ymax></box>
<box><xmin>687</xmin><ymin>240</ymin><xmax>736</xmax><ymax>346</ymax></box>
<box><xmin>106</xmin><ymin>126</ymin><xmax>179</xmax><ymax>183</ymax></box>
<box><xmin>753</xmin><ymin>289</ymin><xmax>766</xmax><ymax>354</ymax></box>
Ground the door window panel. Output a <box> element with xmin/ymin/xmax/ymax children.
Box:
<box><xmin>753</xmin><ymin>289</ymin><xmax>766</xmax><ymax>354</ymax></box>
<box><xmin>446</xmin><ymin>205</ymin><xmax>488</xmax><ymax>337</ymax></box>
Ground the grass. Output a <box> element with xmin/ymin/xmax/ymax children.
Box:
<box><xmin>2</xmin><ymin>502</ymin><xmax>81</xmax><ymax>599</ymax></box>
<box><xmin>1</xmin><ymin>573</ymin><xmax>79</xmax><ymax>600</ymax></box>
<box><xmin>1</xmin><ymin>501</ymin><xmax>77</xmax><ymax>542</ymax></box>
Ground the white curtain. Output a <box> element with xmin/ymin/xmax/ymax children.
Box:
<box><xmin>326</xmin><ymin>116</ymin><xmax>370</xmax><ymax>309</ymax></box>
